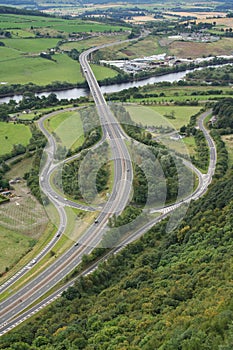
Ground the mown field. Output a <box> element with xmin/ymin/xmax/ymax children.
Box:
<box><xmin>0</xmin><ymin>53</ymin><xmax>84</xmax><ymax>85</ymax></box>
<box><xmin>44</xmin><ymin>110</ymin><xmax>84</xmax><ymax>150</ymax></box>
<box><xmin>0</xmin><ymin>122</ymin><xmax>31</xmax><ymax>155</ymax></box>
<box><xmin>126</xmin><ymin>105</ymin><xmax>201</xmax><ymax>130</ymax></box>
<box><xmin>1</xmin><ymin>37</ymin><xmax>59</xmax><ymax>52</ymax></box>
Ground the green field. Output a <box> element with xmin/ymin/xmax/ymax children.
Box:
<box><xmin>0</xmin><ymin>48</ymin><xmax>118</xmax><ymax>85</ymax></box>
<box><xmin>91</xmin><ymin>64</ymin><xmax>118</xmax><ymax>80</ymax></box>
<box><xmin>44</xmin><ymin>110</ymin><xmax>84</xmax><ymax>150</ymax></box>
<box><xmin>0</xmin><ymin>14</ymin><xmax>129</xmax><ymax>33</ymax></box>
<box><xmin>0</xmin><ymin>226</ymin><xmax>34</xmax><ymax>275</ymax></box>
<box><xmin>126</xmin><ymin>105</ymin><xmax>202</xmax><ymax>130</ymax></box>
<box><xmin>97</xmin><ymin>35</ymin><xmax>164</xmax><ymax>60</ymax></box>
<box><xmin>1</xmin><ymin>38</ymin><xmax>59</xmax><ymax>53</ymax></box>
<box><xmin>6</xmin><ymin>157</ymin><xmax>34</xmax><ymax>179</ymax></box>
<box><xmin>0</xmin><ymin>53</ymin><xmax>83</xmax><ymax>85</ymax></box>
<box><xmin>0</xmin><ymin>122</ymin><xmax>31</xmax><ymax>155</ymax></box>
<box><xmin>60</xmin><ymin>33</ymin><xmax>128</xmax><ymax>52</ymax></box>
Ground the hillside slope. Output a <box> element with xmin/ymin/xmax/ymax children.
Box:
<box><xmin>1</xmin><ymin>168</ymin><xmax>233</xmax><ymax>349</ymax></box>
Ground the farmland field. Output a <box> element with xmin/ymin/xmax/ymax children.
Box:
<box><xmin>99</xmin><ymin>35</ymin><xmax>164</xmax><ymax>60</ymax></box>
<box><xmin>0</xmin><ymin>14</ymin><xmax>129</xmax><ymax>33</ymax></box>
<box><xmin>60</xmin><ymin>33</ymin><xmax>128</xmax><ymax>52</ymax></box>
<box><xmin>1</xmin><ymin>38</ymin><xmax>59</xmax><ymax>53</ymax></box>
<box><xmin>0</xmin><ymin>48</ymin><xmax>118</xmax><ymax>85</ymax></box>
<box><xmin>169</xmin><ymin>37</ymin><xmax>233</xmax><ymax>58</ymax></box>
<box><xmin>0</xmin><ymin>122</ymin><xmax>31</xmax><ymax>155</ymax></box>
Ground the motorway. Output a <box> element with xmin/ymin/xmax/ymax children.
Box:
<box><xmin>0</xmin><ymin>39</ymin><xmax>217</xmax><ymax>335</ymax></box>
<box><xmin>0</xmin><ymin>40</ymin><xmax>134</xmax><ymax>332</ymax></box>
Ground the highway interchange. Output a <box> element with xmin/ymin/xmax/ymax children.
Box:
<box><xmin>0</xmin><ymin>39</ymin><xmax>217</xmax><ymax>336</ymax></box>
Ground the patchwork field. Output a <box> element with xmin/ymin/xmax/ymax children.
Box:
<box><xmin>0</xmin><ymin>14</ymin><xmax>129</xmax><ymax>33</ymax></box>
<box><xmin>0</xmin><ymin>122</ymin><xmax>31</xmax><ymax>155</ymax></box>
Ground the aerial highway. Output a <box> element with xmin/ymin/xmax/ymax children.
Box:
<box><xmin>0</xmin><ymin>37</ymin><xmax>217</xmax><ymax>335</ymax></box>
<box><xmin>0</xmin><ymin>39</ymin><xmax>134</xmax><ymax>331</ymax></box>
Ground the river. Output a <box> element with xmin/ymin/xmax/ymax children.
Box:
<box><xmin>0</xmin><ymin>65</ymin><xmax>230</xmax><ymax>104</ymax></box>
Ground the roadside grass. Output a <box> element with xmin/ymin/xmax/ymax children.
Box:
<box><xmin>91</xmin><ymin>64</ymin><xmax>118</xmax><ymax>80</ymax></box>
<box><xmin>0</xmin><ymin>222</ymin><xmax>57</xmax><ymax>300</ymax></box>
<box><xmin>0</xmin><ymin>122</ymin><xmax>31</xmax><ymax>155</ymax></box>
<box><xmin>0</xmin><ymin>226</ymin><xmax>34</xmax><ymax>276</ymax></box>
<box><xmin>17</xmin><ymin>105</ymin><xmax>73</xmax><ymax>121</ymax></box>
<box><xmin>44</xmin><ymin>110</ymin><xmax>84</xmax><ymax>150</ymax></box>
<box><xmin>222</xmin><ymin>134</ymin><xmax>233</xmax><ymax>167</ymax></box>
<box><xmin>125</xmin><ymin>104</ymin><xmax>201</xmax><ymax>130</ymax></box>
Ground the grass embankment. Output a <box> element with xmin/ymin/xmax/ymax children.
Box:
<box><xmin>0</xmin><ymin>122</ymin><xmax>31</xmax><ymax>155</ymax></box>
<box><xmin>44</xmin><ymin>110</ymin><xmax>84</xmax><ymax>151</ymax></box>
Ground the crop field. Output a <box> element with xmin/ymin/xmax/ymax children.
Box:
<box><xmin>126</xmin><ymin>105</ymin><xmax>201</xmax><ymax>130</ymax></box>
<box><xmin>0</xmin><ymin>122</ymin><xmax>31</xmax><ymax>155</ymax></box>
<box><xmin>168</xmin><ymin>11</ymin><xmax>227</xmax><ymax>20</ymax></box>
<box><xmin>196</xmin><ymin>17</ymin><xmax>233</xmax><ymax>28</ymax></box>
<box><xmin>44</xmin><ymin>110</ymin><xmax>84</xmax><ymax>150</ymax></box>
<box><xmin>169</xmin><ymin>37</ymin><xmax>233</xmax><ymax>58</ymax></box>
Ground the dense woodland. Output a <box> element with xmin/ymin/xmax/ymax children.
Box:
<box><xmin>212</xmin><ymin>98</ymin><xmax>233</xmax><ymax>133</ymax></box>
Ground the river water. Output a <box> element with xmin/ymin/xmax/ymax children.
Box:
<box><xmin>0</xmin><ymin>65</ymin><xmax>230</xmax><ymax>104</ymax></box>
<box><xmin>0</xmin><ymin>69</ymin><xmax>197</xmax><ymax>104</ymax></box>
